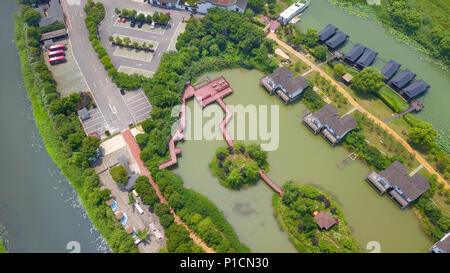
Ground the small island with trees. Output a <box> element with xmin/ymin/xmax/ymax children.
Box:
<box><xmin>210</xmin><ymin>142</ymin><xmax>268</xmax><ymax>190</ymax></box>
<box><xmin>274</xmin><ymin>181</ymin><xmax>361</xmax><ymax>253</ymax></box>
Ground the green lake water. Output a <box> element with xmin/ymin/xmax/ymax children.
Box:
<box><xmin>298</xmin><ymin>0</ymin><xmax>450</xmax><ymax>134</ymax></box>
<box><xmin>173</xmin><ymin>69</ymin><xmax>432</xmax><ymax>253</ymax></box>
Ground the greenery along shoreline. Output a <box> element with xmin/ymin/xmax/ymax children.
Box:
<box><xmin>15</xmin><ymin>4</ymin><xmax>139</xmax><ymax>253</ymax></box>
<box><xmin>0</xmin><ymin>236</ymin><xmax>6</xmax><ymax>253</ymax></box>
<box><xmin>279</xmin><ymin>19</ymin><xmax>449</xmax><ymax>181</ymax></box>
<box><xmin>327</xmin><ymin>0</ymin><xmax>449</xmax><ymax>70</ymax></box>
<box><xmin>210</xmin><ymin>142</ymin><xmax>268</xmax><ymax>189</ymax></box>
<box><xmin>85</xmin><ymin>1</ymin><xmax>262</xmax><ymax>252</ymax></box>
<box><xmin>273</xmin><ymin>182</ymin><xmax>361</xmax><ymax>253</ymax></box>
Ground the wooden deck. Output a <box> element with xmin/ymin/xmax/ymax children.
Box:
<box><xmin>259</xmin><ymin>169</ymin><xmax>283</xmax><ymax>196</ymax></box>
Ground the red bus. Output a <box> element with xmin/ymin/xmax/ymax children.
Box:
<box><xmin>48</xmin><ymin>43</ymin><xmax>66</xmax><ymax>51</ymax></box>
<box><xmin>48</xmin><ymin>49</ymin><xmax>65</xmax><ymax>57</ymax></box>
<box><xmin>49</xmin><ymin>55</ymin><xmax>66</xmax><ymax>65</ymax></box>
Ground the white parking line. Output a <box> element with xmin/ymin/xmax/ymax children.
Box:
<box><xmin>124</xmin><ymin>93</ymin><xmax>144</xmax><ymax>102</ymax></box>
<box><xmin>129</xmin><ymin>100</ymin><xmax>150</xmax><ymax>110</ymax></box>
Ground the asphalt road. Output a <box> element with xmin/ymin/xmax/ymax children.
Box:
<box><xmin>64</xmin><ymin>0</ymin><xmax>136</xmax><ymax>133</ymax></box>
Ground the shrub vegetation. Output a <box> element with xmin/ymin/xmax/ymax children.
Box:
<box><xmin>210</xmin><ymin>142</ymin><xmax>268</xmax><ymax>189</ymax></box>
<box><xmin>274</xmin><ymin>182</ymin><xmax>361</xmax><ymax>253</ymax></box>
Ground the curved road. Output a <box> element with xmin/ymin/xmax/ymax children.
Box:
<box><xmin>267</xmin><ymin>32</ymin><xmax>449</xmax><ymax>188</ymax></box>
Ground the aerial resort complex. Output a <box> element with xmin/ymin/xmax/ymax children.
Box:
<box><xmin>3</xmin><ymin>0</ymin><xmax>449</xmax><ymax>260</ymax></box>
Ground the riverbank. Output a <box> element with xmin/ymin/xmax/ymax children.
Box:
<box><xmin>327</xmin><ymin>0</ymin><xmax>449</xmax><ymax>71</ymax></box>
<box><xmin>14</xmin><ymin>11</ymin><xmax>136</xmax><ymax>253</ymax></box>
<box><xmin>0</xmin><ymin>236</ymin><xmax>6</xmax><ymax>253</ymax></box>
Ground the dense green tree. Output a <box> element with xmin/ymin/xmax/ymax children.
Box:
<box><xmin>248</xmin><ymin>0</ymin><xmax>264</xmax><ymax>14</ymax></box>
<box><xmin>352</xmin><ymin>67</ymin><xmax>385</xmax><ymax>94</ymax></box>
<box><xmin>160</xmin><ymin>214</ymin><xmax>175</xmax><ymax>228</ymax></box>
<box><xmin>310</xmin><ymin>46</ymin><xmax>327</xmax><ymax>62</ymax></box>
<box><xmin>158</xmin><ymin>13</ymin><xmax>170</xmax><ymax>25</ymax></box>
<box><xmin>24</xmin><ymin>8</ymin><xmax>41</xmax><ymax>26</ymax></box>
<box><xmin>408</xmin><ymin>121</ymin><xmax>437</xmax><ymax>149</ymax></box>
<box><xmin>333</xmin><ymin>63</ymin><xmax>346</xmax><ymax>78</ymax></box>
<box><xmin>109</xmin><ymin>165</ymin><xmax>128</xmax><ymax>184</ymax></box>
<box><xmin>304</xmin><ymin>29</ymin><xmax>319</xmax><ymax>48</ymax></box>
<box><xmin>80</xmin><ymin>136</ymin><xmax>100</xmax><ymax>159</ymax></box>
<box><xmin>137</xmin><ymin>13</ymin><xmax>145</xmax><ymax>22</ymax></box>
<box><xmin>154</xmin><ymin>203</ymin><xmax>171</xmax><ymax>217</ymax></box>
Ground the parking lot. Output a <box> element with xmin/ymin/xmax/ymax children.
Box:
<box><xmin>122</xmin><ymin>90</ymin><xmax>152</xmax><ymax>124</ymax></box>
<box><xmin>45</xmin><ymin>38</ymin><xmax>88</xmax><ymax>97</ymax></box>
<box><xmin>81</xmin><ymin>108</ymin><xmax>108</xmax><ymax>137</ymax></box>
<box><xmin>99</xmin><ymin>1</ymin><xmax>195</xmax><ymax>76</ymax></box>
<box><xmin>112</xmin><ymin>34</ymin><xmax>158</xmax><ymax>62</ymax></box>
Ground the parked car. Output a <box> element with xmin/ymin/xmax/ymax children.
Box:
<box><xmin>130</xmin><ymin>19</ymin><xmax>136</xmax><ymax>27</ymax></box>
<box><xmin>121</xmin><ymin>17</ymin><xmax>126</xmax><ymax>23</ymax></box>
<box><xmin>137</xmin><ymin>21</ymin><xmax>143</xmax><ymax>28</ymax></box>
<box><xmin>150</xmin><ymin>21</ymin><xmax>155</xmax><ymax>29</ymax></box>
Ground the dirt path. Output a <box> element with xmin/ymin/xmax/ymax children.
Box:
<box><xmin>267</xmin><ymin>33</ymin><xmax>448</xmax><ymax>189</ymax></box>
<box><xmin>121</xmin><ymin>129</ymin><xmax>215</xmax><ymax>253</ymax></box>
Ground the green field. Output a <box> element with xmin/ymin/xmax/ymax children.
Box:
<box><xmin>377</xmin><ymin>86</ymin><xmax>410</xmax><ymax>113</ymax></box>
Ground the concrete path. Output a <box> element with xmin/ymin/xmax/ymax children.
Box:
<box><xmin>267</xmin><ymin>32</ymin><xmax>448</xmax><ymax>188</ymax></box>
<box><xmin>121</xmin><ymin>129</ymin><xmax>215</xmax><ymax>253</ymax></box>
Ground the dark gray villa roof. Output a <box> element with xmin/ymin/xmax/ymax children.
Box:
<box><xmin>235</xmin><ymin>0</ymin><xmax>248</xmax><ymax>9</ymax></box>
<box><xmin>344</xmin><ymin>43</ymin><xmax>366</xmax><ymax>63</ymax></box>
<box><xmin>432</xmin><ymin>233</ymin><xmax>450</xmax><ymax>253</ymax></box>
<box><xmin>35</xmin><ymin>0</ymin><xmax>65</xmax><ymax>28</ymax></box>
<box><xmin>325</xmin><ymin>31</ymin><xmax>349</xmax><ymax>49</ymax></box>
<box><xmin>390</xmin><ymin>69</ymin><xmax>416</xmax><ymax>89</ymax></box>
<box><xmin>313</xmin><ymin>104</ymin><xmax>358</xmax><ymax>136</ymax></box>
<box><xmin>381</xmin><ymin>59</ymin><xmax>401</xmax><ymax>80</ymax></box>
<box><xmin>117</xmin><ymin>155</ymin><xmax>129</xmax><ymax>166</ymax></box>
<box><xmin>356</xmin><ymin>48</ymin><xmax>378</xmax><ymax>68</ymax></box>
<box><xmin>268</xmin><ymin>67</ymin><xmax>309</xmax><ymax>95</ymax></box>
<box><xmin>126</xmin><ymin>173</ymin><xmax>140</xmax><ymax>192</ymax></box>
<box><xmin>207</xmin><ymin>0</ymin><xmax>248</xmax><ymax>9</ymax></box>
<box><xmin>402</xmin><ymin>79</ymin><xmax>430</xmax><ymax>100</ymax></box>
<box><xmin>380</xmin><ymin>161</ymin><xmax>430</xmax><ymax>202</ymax></box>
<box><xmin>318</xmin><ymin>24</ymin><xmax>338</xmax><ymax>42</ymax></box>
<box><xmin>77</xmin><ymin>108</ymin><xmax>90</xmax><ymax>121</ymax></box>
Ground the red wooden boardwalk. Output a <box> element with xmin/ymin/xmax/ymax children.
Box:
<box><xmin>259</xmin><ymin>169</ymin><xmax>284</xmax><ymax>196</ymax></box>
<box><xmin>217</xmin><ymin>98</ymin><xmax>234</xmax><ymax>147</ymax></box>
<box><xmin>159</xmin><ymin>78</ymin><xmax>234</xmax><ymax>169</ymax></box>
<box><xmin>122</xmin><ymin>129</ymin><xmax>167</xmax><ymax>203</ymax></box>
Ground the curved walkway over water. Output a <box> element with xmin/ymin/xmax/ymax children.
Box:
<box><xmin>159</xmin><ymin>77</ymin><xmax>284</xmax><ymax>196</ymax></box>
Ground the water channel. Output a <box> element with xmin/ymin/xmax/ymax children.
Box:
<box><xmin>297</xmin><ymin>0</ymin><xmax>450</xmax><ymax>134</ymax></box>
<box><xmin>173</xmin><ymin>68</ymin><xmax>432</xmax><ymax>253</ymax></box>
<box><xmin>0</xmin><ymin>0</ymin><xmax>108</xmax><ymax>253</ymax></box>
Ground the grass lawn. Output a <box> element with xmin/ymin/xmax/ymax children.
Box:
<box><xmin>351</xmin><ymin>111</ymin><xmax>419</xmax><ymax>169</ymax></box>
<box><xmin>346</xmin><ymin>86</ymin><xmax>396</xmax><ymax>120</ymax></box>
<box><xmin>387</xmin><ymin>115</ymin><xmax>448</xmax><ymax>179</ymax></box>
<box><xmin>306</xmin><ymin>71</ymin><xmax>353</xmax><ymax>114</ymax></box>
<box><xmin>273</xmin><ymin>48</ymin><xmax>311</xmax><ymax>76</ymax></box>
<box><xmin>377</xmin><ymin>86</ymin><xmax>409</xmax><ymax>113</ymax></box>
<box><xmin>320</xmin><ymin>63</ymin><xmax>398</xmax><ymax>120</ymax></box>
